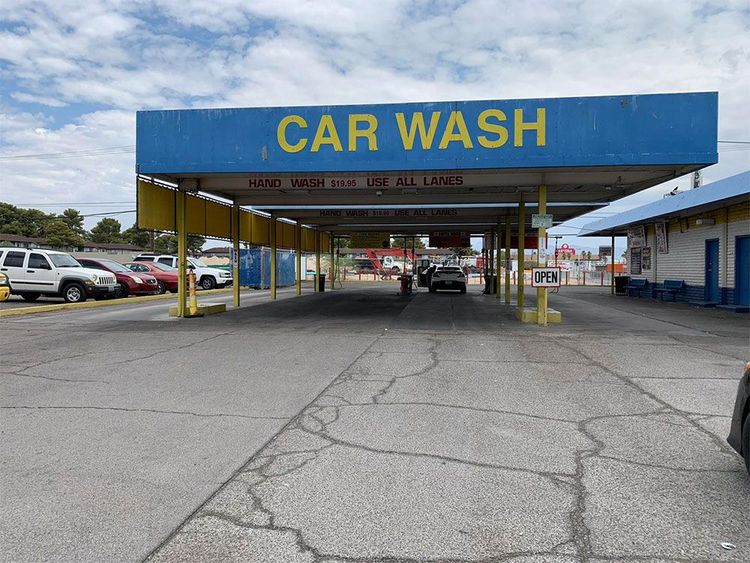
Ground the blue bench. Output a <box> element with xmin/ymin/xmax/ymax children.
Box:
<box><xmin>624</xmin><ymin>278</ymin><xmax>648</xmax><ymax>297</ymax></box>
<box><xmin>653</xmin><ymin>280</ymin><xmax>685</xmax><ymax>302</ymax></box>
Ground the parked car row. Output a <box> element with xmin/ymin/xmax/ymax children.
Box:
<box><xmin>133</xmin><ymin>254</ymin><xmax>233</xmax><ymax>290</ymax></box>
<box><xmin>0</xmin><ymin>248</ymin><xmax>232</xmax><ymax>303</ymax></box>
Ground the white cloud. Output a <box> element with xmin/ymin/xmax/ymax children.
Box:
<box><xmin>0</xmin><ymin>0</ymin><xmax>748</xmax><ymax>237</ymax></box>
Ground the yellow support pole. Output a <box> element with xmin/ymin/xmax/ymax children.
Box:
<box><xmin>537</xmin><ymin>184</ymin><xmax>548</xmax><ymax>326</ymax></box>
<box><xmin>295</xmin><ymin>223</ymin><xmax>302</xmax><ymax>296</ymax></box>
<box><xmin>496</xmin><ymin>221</ymin><xmax>502</xmax><ymax>299</ymax></box>
<box><xmin>315</xmin><ymin>231</ymin><xmax>321</xmax><ymax>292</ymax></box>
<box><xmin>232</xmin><ymin>203</ymin><xmax>240</xmax><ymax>308</ymax></box>
<box><xmin>329</xmin><ymin>235</ymin><xmax>335</xmax><ymax>290</ymax></box>
<box><xmin>270</xmin><ymin>217</ymin><xmax>277</xmax><ymax>301</ymax></box>
<box><xmin>517</xmin><ymin>195</ymin><xmax>525</xmax><ymax>313</ymax></box>
<box><xmin>610</xmin><ymin>232</ymin><xmax>616</xmax><ymax>295</ymax></box>
<box><xmin>504</xmin><ymin>219</ymin><xmax>511</xmax><ymax>305</ymax></box>
<box><xmin>176</xmin><ymin>190</ymin><xmax>187</xmax><ymax>318</ymax></box>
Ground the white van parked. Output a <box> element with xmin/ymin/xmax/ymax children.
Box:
<box><xmin>0</xmin><ymin>248</ymin><xmax>118</xmax><ymax>303</ymax></box>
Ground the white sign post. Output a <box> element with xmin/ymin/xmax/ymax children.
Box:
<box><xmin>531</xmin><ymin>214</ymin><xmax>553</xmax><ymax>229</ymax></box>
<box><xmin>538</xmin><ymin>238</ymin><xmax>547</xmax><ymax>266</ymax></box>
<box><xmin>531</xmin><ymin>267</ymin><xmax>561</xmax><ymax>288</ymax></box>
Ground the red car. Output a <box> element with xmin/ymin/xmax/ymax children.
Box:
<box><xmin>123</xmin><ymin>261</ymin><xmax>180</xmax><ymax>294</ymax></box>
<box><xmin>77</xmin><ymin>258</ymin><xmax>160</xmax><ymax>298</ymax></box>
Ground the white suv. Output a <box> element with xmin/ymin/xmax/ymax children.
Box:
<box><xmin>134</xmin><ymin>254</ymin><xmax>232</xmax><ymax>290</ymax></box>
<box><xmin>429</xmin><ymin>265</ymin><xmax>467</xmax><ymax>294</ymax></box>
<box><xmin>0</xmin><ymin>248</ymin><xmax>118</xmax><ymax>303</ymax></box>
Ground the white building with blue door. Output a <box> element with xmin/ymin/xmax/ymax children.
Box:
<box><xmin>583</xmin><ymin>171</ymin><xmax>750</xmax><ymax>311</ymax></box>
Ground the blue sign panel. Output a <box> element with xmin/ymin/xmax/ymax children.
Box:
<box><xmin>136</xmin><ymin>92</ymin><xmax>717</xmax><ymax>174</ymax></box>
<box><xmin>236</xmin><ymin>248</ymin><xmax>296</xmax><ymax>289</ymax></box>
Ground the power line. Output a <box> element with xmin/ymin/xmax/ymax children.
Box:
<box><xmin>80</xmin><ymin>210</ymin><xmax>136</xmax><ymax>217</ymax></box>
<box><xmin>11</xmin><ymin>201</ymin><xmax>134</xmax><ymax>207</ymax></box>
<box><xmin>0</xmin><ymin>145</ymin><xmax>135</xmax><ymax>161</ymax></box>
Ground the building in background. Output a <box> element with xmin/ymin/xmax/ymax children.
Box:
<box><xmin>582</xmin><ymin>171</ymin><xmax>750</xmax><ymax>311</ymax></box>
<box><xmin>1</xmin><ymin>233</ymin><xmax>144</xmax><ymax>258</ymax></box>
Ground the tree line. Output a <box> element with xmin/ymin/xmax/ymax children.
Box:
<box><xmin>0</xmin><ymin>202</ymin><xmax>205</xmax><ymax>254</ymax></box>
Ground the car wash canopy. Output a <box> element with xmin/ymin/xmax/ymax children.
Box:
<box><xmin>136</xmin><ymin>92</ymin><xmax>717</xmax><ymax>235</ymax></box>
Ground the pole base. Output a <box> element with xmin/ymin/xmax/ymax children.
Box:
<box><xmin>515</xmin><ymin>307</ymin><xmax>562</xmax><ymax>324</ymax></box>
<box><xmin>169</xmin><ymin>303</ymin><xmax>226</xmax><ymax>317</ymax></box>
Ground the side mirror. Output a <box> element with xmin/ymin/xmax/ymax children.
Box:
<box><xmin>188</xmin><ymin>264</ymin><xmax>195</xmax><ymax>269</ymax></box>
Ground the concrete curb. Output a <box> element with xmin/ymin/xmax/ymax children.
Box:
<box><xmin>0</xmin><ymin>288</ymin><xmax>234</xmax><ymax>319</ymax></box>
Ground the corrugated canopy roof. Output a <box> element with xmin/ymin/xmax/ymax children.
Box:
<box><xmin>581</xmin><ymin>171</ymin><xmax>749</xmax><ymax>236</ymax></box>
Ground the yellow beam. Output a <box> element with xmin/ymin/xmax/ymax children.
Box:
<box><xmin>232</xmin><ymin>203</ymin><xmax>240</xmax><ymax>308</ymax></box>
<box><xmin>536</xmin><ymin>184</ymin><xmax>548</xmax><ymax>326</ymax></box>
<box><xmin>496</xmin><ymin>221</ymin><xmax>502</xmax><ymax>299</ymax></box>
<box><xmin>176</xmin><ymin>190</ymin><xmax>187</xmax><ymax>318</ymax></box>
<box><xmin>517</xmin><ymin>195</ymin><xmax>525</xmax><ymax>312</ymax></box>
<box><xmin>295</xmin><ymin>223</ymin><xmax>302</xmax><ymax>296</ymax></box>
<box><xmin>330</xmin><ymin>235</ymin><xmax>335</xmax><ymax>290</ymax></box>
<box><xmin>315</xmin><ymin>231</ymin><xmax>321</xmax><ymax>292</ymax></box>
<box><xmin>270</xmin><ymin>217</ymin><xmax>277</xmax><ymax>300</ymax></box>
<box><xmin>504</xmin><ymin>220</ymin><xmax>511</xmax><ymax>304</ymax></box>
<box><xmin>610</xmin><ymin>232</ymin><xmax>616</xmax><ymax>295</ymax></box>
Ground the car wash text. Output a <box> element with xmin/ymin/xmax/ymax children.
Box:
<box><xmin>277</xmin><ymin>108</ymin><xmax>546</xmax><ymax>153</ymax></box>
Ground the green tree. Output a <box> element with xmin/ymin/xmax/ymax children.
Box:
<box><xmin>59</xmin><ymin>208</ymin><xmax>87</xmax><ymax>238</ymax></box>
<box><xmin>89</xmin><ymin>218</ymin><xmax>123</xmax><ymax>243</ymax></box>
<box><xmin>391</xmin><ymin>236</ymin><xmax>425</xmax><ymax>249</ymax></box>
<box><xmin>0</xmin><ymin>202</ymin><xmax>55</xmax><ymax>237</ymax></box>
<box><xmin>121</xmin><ymin>224</ymin><xmax>151</xmax><ymax>248</ymax></box>
<box><xmin>153</xmin><ymin>234</ymin><xmax>177</xmax><ymax>254</ymax></box>
<box><xmin>188</xmin><ymin>235</ymin><xmax>206</xmax><ymax>254</ymax></box>
<box><xmin>449</xmin><ymin>246</ymin><xmax>477</xmax><ymax>256</ymax></box>
<box><xmin>44</xmin><ymin>219</ymin><xmax>84</xmax><ymax>248</ymax></box>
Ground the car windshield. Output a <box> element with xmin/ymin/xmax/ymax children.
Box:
<box><xmin>439</xmin><ymin>267</ymin><xmax>462</xmax><ymax>273</ymax></box>
<box><xmin>49</xmin><ymin>253</ymin><xmax>81</xmax><ymax>268</ymax></box>
<box><xmin>151</xmin><ymin>262</ymin><xmax>176</xmax><ymax>271</ymax></box>
<box><xmin>97</xmin><ymin>259</ymin><xmax>131</xmax><ymax>273</ymax></box>
<box><xmin>188</xmin><ymin>257</ymin><xmax>207</xmax><ymax>267</ymax></box>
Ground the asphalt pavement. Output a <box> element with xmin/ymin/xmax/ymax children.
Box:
<box><xmin>1</xmin><ymin>283</ymin><xmax>748</xmax><ymax>562</ymax></box>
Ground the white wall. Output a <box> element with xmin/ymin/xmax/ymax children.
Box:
<box><xmin>626</xmin><ymin>202</ymin><xmax>749</xmax><ymax>289</ymax></box>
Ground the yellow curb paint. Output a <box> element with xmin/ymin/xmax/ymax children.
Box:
<box><xmin>0</xmin><ymin>288</ymin><xmax>234</xmax><ymax>319</ymax></box>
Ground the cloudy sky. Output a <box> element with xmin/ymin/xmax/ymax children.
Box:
<box><xmin>1</xmin><ymin>0</ymin><xmax>748</xmax><ymax>251</ymax></box>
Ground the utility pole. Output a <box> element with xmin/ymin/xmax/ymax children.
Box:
<box><xmin>551</xmin><ymin>236</ymin><xmax>562</xmax><ymax>266</ymax></box>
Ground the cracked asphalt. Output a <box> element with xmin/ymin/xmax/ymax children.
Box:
<box><xmin>1</xmin><ymin>284</ymin><xmax>748</xmax><ymax>562</ymax></box>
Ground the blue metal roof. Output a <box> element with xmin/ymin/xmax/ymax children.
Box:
<box><xmin>136</xmin><ymin>92</ymin><xmax>717</xmax><ymax>175</ymax></box>
<box><xmin>582</xmin><ymin>171</ymin><xmax>750</xmax><ymax>236</ymax></box>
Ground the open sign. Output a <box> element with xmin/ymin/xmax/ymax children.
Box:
<box><xmin>531</xmin><ymin>267</ymin><xmax>561</xmax><ymax>287</ymax></box>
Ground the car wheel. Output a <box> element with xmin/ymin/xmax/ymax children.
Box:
<box><xmin>156</xmin><ymin>281</ymin><xmax>167</xmax><ymax>294</ymax></box>
<box><xmin>200</xmin><ymin>276</ymin><xmax>216</xmax><ymax>290</ymax></box>
<box><xmin>21</xmin><ymin>292</ymin><xmax>41</xmax><ymax>302</ymax></box>
<box><xmin>743</xmin><ymin>414</ymin><xmax>750</xmax><ymax>474</ymax></box>
<box><xmin>62</xmin><ymin>282</ymin><xmax>86</xmax><ymax>303</ymax></box>
<box><xmin>116</xmin><ymin>283</ymin><xmax>129</xmax><ymax>298</ymax></box>
<box><xmin>460</xmin><ymin>284</ymin><xmax>467</xmax><ymax>294</ymax></box>
<box><xmin>169</xmin><ymin>289</ymin><xmax>178</xmax><ymax>294</ymax></box>
<box><xmin>429</xmin><ymin>286</ymin><xmax>436</xmax><ymax>293</ymax></box>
